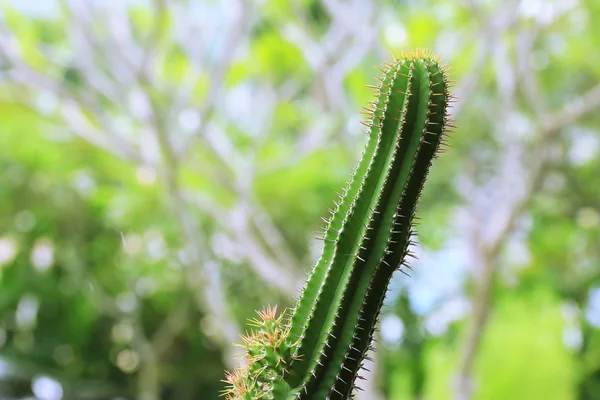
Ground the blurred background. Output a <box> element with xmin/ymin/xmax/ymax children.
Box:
<box><xmin>0</xmin><ymin>0</ymin><xmax>599</xmax><ymax>399</ymax></box>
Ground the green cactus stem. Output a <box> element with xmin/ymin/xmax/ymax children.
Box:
<box><xmin>224</xmin><ymin>49</ymin><xmax>454</xmax><ymax>400</ymax></box>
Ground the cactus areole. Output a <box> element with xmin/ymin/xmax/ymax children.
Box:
<box><xmin>224</xmin><ymin>49</ymin><xmax>455</xmax><ymax>400</ymax></box>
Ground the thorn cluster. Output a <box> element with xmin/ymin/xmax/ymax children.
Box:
<box><xmin>223</xmin><ymin>306</ymin><xmax>299</xmax><ymax>399</ymax></box>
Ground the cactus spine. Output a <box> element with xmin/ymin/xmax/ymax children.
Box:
<box><xmin>224</xmin><ymin>49</ymin><xmax>454</xmax><ymax>400</ymax></box>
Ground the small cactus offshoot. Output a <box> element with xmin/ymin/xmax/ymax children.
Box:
<box><xmin>223</xmin><ymin>306</ymin><xmax>300</xmax><ymax>399</ymax></box>
<box><xmin>224</xmin><ymin>49</ymin><xmax>455</xmax><ymax>400</ymax></box>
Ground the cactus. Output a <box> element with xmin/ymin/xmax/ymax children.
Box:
<box><xmin>224</xmin><ymin>49</ymin><xmax>454</xmax><ymax>400</ymax></box>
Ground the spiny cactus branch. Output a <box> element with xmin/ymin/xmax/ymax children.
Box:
<box><xmin>224</xmin><ymin>49</ymin><xmax>454</xmax><ymax>400</ymax></box>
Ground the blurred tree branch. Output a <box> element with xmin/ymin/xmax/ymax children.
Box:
<box><xmin>0</xmin><ymin>2</ymin><xmax>305</xmax><ymax>397</ymax></box>
<box><xmin>454</xmin><ymin>6</ymin><xmax>600</xmax><ymax>397</ymax></box>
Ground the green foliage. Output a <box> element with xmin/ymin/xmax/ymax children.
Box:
<box><xmin>420</xmin><ymin>287</ymin><xmax>574</xmax><ymax>400</ymax></box>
